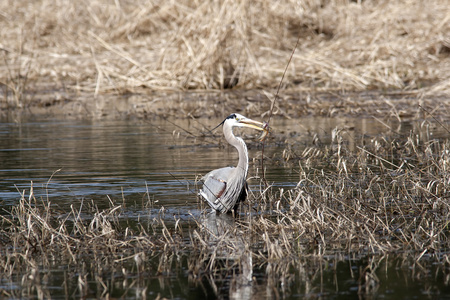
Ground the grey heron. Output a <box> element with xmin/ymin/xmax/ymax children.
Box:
<box><xmin>199</xmin><ymin>113</ymin><xmax>268</xmax><ymax>214</ymax></box>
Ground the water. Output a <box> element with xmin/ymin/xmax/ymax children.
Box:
<box><xmin>1</xmin><ymin>116</ymin><xmax>355</xmax><ymax>210</ymax></box>
<box><xmin>1</xmin><ymin>117</ymin><xmax>449</xmax><ymax>299</ymax></box>
<box><xmin>0</xmin><ymin>117</ymin><xmax>404</xmax><ymax>209</ymax></box>
<box><xmin>0</xmin><ymin>120</ymin><xmax>196</xmax><ymax>206</ymax></box>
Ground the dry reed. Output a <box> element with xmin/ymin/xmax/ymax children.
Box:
<box><xmin>1</xmin><ymin>120</ymin><xmax>449</xmax><ymax>297</ymax></box>
<box><xmin>1</xmin><ymin>127</ymin><xmax>448</xmax><ymax>295</ymax></box>
<box><xmin>1</xmin><ymin>0</ymin><xmax>449</xmax><ymax>110</ymax></box>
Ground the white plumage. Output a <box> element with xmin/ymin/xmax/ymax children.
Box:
<box><xmin>199</xmin><ymin>113</ymin><xmax>267</xmax><ymax>213</ymax></box>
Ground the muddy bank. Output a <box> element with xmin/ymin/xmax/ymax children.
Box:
<box><xmin>1</xmin><ymin>89</ymin><xmax>449</xmax><ymax>123</ymax></box>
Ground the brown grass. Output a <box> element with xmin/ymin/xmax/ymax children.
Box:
<box><xmin>255</xmin><ymin>129</ymin><xmax>450</xmax><ymax>256</ymax></box>
<box><xmin>1</xmin><ymin>121</ymin><xmax>449</xmax><ymax>297</ymax></box>
<box><xmin>1</xmin><ymin>0</ymin><xmax>449</xmax><ymax>109</ymax></box>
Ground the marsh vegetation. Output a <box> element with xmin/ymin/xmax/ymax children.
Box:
<box><xmin>1</xmin><ymin>117</ymin><xmax>449</xmax><ymax>298</ymax></box>
<box><xmin>1</xmin><ymin>0</ymin><xmax>449</xmax><ymax>114</ymax></box>
<box><xmin>1</xmin><ymin>0</ymin><xmax>450</xmax><ymax>298</ymax></box>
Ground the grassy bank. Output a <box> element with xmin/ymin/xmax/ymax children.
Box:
<box><xmin>1</xmin><ymin>0</ymin><xmax>449</xmax><ymax>110</ymax></box>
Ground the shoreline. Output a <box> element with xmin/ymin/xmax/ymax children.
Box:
<box><xmin>2</xmin><ymin>89</ymin><xmax>449</xmax><ymax>122</ymax></box>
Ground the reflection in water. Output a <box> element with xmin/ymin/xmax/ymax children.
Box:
<box><xmin>0</xmin><ymin>119</ymin><xmax>297</xmax><ymax>212</ymax></box>
<box><xmin>2</xmin><ymin>117</ymin><xmax>443</xmax><ymax>210</ymax></box>
<box><xmin>198</xmin><ymin>213</ymin><xmax>253</xmax><ymax>299</ymax></box>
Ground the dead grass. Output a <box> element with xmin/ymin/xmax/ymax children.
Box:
<box><xmin>254</xmin><ymin>125</ymin><xmax>450</xmax><ymax>256</ymax></box>
<box><xmin>1</xmin><ymin>0</ymin><xmax>449</xmax><ymax>109</ymax></box>
<box><xmin>1</xmin><ymin>120</ymin><xmax>449</xmax><ymax>297</ymax></box>
<box><xmin>0</xmin><ymin>185</ymin><xmax>187</xmax><ymax>298</ymax></box>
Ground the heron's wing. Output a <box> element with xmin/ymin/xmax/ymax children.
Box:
<box><xmin>199</xmin><ymin>167</ymin><xmax>234</xmax><ymax>207</ymax></box>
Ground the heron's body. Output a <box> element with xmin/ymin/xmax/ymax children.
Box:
<box><xmin>199</xmin><ymin>114</ymin><xmax>267</xmax><ymax>214</ymax></box>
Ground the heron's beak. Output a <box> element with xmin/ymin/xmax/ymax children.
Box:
<box><xmin>240</xmin><ymin>118</ymin><xmax>270</xmax><ymax>141</ymax></box>
<box><xmin>239</xmin><ymin>118</ymin><xmax>265</xmax><ymax>130</ymax></box>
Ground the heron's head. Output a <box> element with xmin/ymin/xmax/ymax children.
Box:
<box><xmin>216</xmin><ymin>113</ymin><xmax>269</xmax><ymax>140</ymax></box>
<box><xmin>224</xmin><ymin>113</ymin><xmax>265</xmax><ymax>130</ymax></box>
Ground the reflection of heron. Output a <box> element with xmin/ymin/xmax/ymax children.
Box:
<box><xmin>200</xmin><ymin>213</ymin><xmax>253</xmax><ymax>299</ymax></box>
<box><xmin>199</xmin><ymin>113</ymin><xmax>268</xmax><ymax>213</ymax></box>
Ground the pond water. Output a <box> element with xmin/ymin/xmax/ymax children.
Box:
<box><xmin>1</xmin><ymin>116</ymin><xmax>449</xmax><ymax>299</ymax></box>
<box><xmin>0</xmin><ymin>116</ymin><xmax>391</xmax><ymax>211</ymax></box>
<box><xmin>0</xmin><ymin>117</ymin><xmax>298</xmax><ymax>215</ymax></box>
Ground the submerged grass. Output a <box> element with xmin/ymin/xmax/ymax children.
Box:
<box><xmin>1</xmin><ymin>121</ymin><xmax>449</xmax><ymax>298</ymax></box>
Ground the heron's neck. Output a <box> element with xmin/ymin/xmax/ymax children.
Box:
<box><xmin>224</xmin><ymin>126</ymin><xmax>248</xmax><ymax>176</ymax></box>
